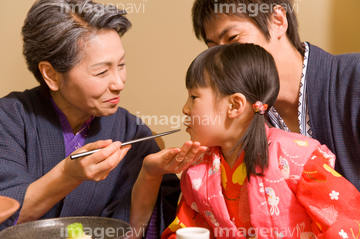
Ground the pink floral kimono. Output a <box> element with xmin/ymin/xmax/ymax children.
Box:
<box><xmin>161</xmin><ymin>126</ymin><xmax>360</xmax><ymax>239</ymax></box>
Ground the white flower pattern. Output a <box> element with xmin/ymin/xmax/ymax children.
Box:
<box><xmin>259</xmin><ymin>183</ymin><xmax>265</xmax><ymax>193</ymax></box>
<box><xmin>339</xmin><ymin>229</ymin><xmax>348</xmax><ymax>238</ymax></box>
<box><xmin>330</xmin><ymin>190</ymin><xmax>339</xmax><ymax>200</ymax></box>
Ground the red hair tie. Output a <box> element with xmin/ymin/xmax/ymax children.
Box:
<box><xmin>252</xmin><ymin>101</ymin><xmax>268</xmax><ymax>115</ymax></box>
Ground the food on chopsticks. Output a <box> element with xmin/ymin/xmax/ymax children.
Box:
<box><xmin>67</xmin><ymin>223</ymin><xmax>92</xmax><ymax>239</ymax></box>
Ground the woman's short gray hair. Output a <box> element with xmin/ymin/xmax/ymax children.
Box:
<box><xmin>22</xmin><ymin>0</ymin><xmax>132</xmax><ymax>89</ymax></box>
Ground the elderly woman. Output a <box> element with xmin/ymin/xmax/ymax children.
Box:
<box><xmin>0</xmin><ymin>0</ymin><xmax>206</xmax><ymax>237</ymax></box>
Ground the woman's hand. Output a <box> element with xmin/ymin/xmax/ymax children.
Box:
<box><xmin>142</xmin><ymin>141</ymin><xmax>207</xmax><ymax>176</ymax></box>
<box><xmin>62</xmin><ymin>140</ymin><xmax>131</xmax><ymax>183</ymax></box>
<box><xmin>19</xmin><ymin>140</ymin><xmax>131</xmax><ymax>224</ymax></box>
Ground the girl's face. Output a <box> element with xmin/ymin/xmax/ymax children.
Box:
<box><xmin>182</xmin><ymin>87</ymin><xmax>229</xmax><ymax>147</ymax></box>
<box><xmin>51</xmin><ymin>30</ymin><xmax>126</xmax><ymax>120</ymax></box>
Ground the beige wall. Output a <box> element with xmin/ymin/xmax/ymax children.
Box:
<box><xmin>296</xmin><ymin>0</ymin><xmax>360</xmax><ymax>54</ymax></box>
<box><xmin>1</xmin><ymin>0</ymin><xmax>359</xmax><ymax>148</ymax></box>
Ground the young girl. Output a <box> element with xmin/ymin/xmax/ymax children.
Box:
<box><xmin>161</xmin><ymin>43</ymin><xmax>360</xmax><ymax>239</ymax></box>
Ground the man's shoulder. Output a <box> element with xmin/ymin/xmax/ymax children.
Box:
<box><xmin>306</xmin><ymin>42</ymin><xmax>360</xmax><ymax>84</ymax></box>
<box><xmin>307</xmin><ymin>42</ymin><xmax>360</xmax><ymax>66</ymax></box>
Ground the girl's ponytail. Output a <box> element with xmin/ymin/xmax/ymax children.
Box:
<box><xmin>241</xmin><ymin>102</ymin><xmax>269</xmax><ymax>180</ymax></box>
<box><xmin>185</xmin><ymin>43</ymin><xmax>280</xmax><ymax>180</ymax></box>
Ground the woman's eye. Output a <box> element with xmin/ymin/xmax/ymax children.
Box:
<box><xmin>96</xmin><ymin>70</ymin><xmax>108</xmax><ymax>76</ymax></box>
<box><xmin>118</xmin><ymin>63</ymin><xmax>126</xmax><ymax>70</ymax></box>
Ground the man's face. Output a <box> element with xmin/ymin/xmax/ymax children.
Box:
<box><xmin>204</xmin><ymin>14</ymin><xmax>275</xmax><ymax>54</ymax></box>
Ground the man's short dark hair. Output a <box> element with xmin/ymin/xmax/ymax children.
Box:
<box><xmin>192</xmin><ymin>0</ymin><xmax>304</xmax><ymax>55</ymax></box>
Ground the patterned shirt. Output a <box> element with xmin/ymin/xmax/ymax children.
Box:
<box><xmin>267</xmin><ymin>42</ymin><xmax>313</xmax><ymax>138</ymax></box>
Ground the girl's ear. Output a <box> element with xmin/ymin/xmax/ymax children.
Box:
<box><xmin>269</xmin><ymin>5</ymin><xmax>288</xmax><ymax>40</ymax></box>
<box><xmin>38</xmin><ymin>61</ymin><xmax>61</xmax><ymax>91</ymax></box>
<box><xmin>228</xmin><ymin>93</ymin><xmax>247</xmax><ymax>119</ymax></box>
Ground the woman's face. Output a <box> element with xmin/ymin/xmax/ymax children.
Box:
<box><xmin>53</xmin><ymin>30</ymin><xmax>126</xmax><ymax>119</ymax></box>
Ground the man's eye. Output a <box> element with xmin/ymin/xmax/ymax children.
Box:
<box><xmin>229</xmin><ymin>35</ymin><xmax>239</xmax><ymax>42</ymax></box>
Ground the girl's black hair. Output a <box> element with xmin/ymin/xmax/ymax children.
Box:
<box><xmin>186</xmin><ymin>43</ymin><xmax>280</xmax><ymax>179</ymax></box>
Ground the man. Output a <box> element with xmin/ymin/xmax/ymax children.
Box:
<box><xmin>192</xmin><ymin>0</ymin><xmax>360</xmax><ymax>190</ymax></box>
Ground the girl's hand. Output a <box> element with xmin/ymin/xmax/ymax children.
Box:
<box><xmin>142</xmin><ymin>141</ymin><xmax>207</xmax><ymax>176</ymax></box>
<box><xmin>62</xmin><ymin>140</ymin><xmax>131</xmax><ymax>183</ymax></box>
